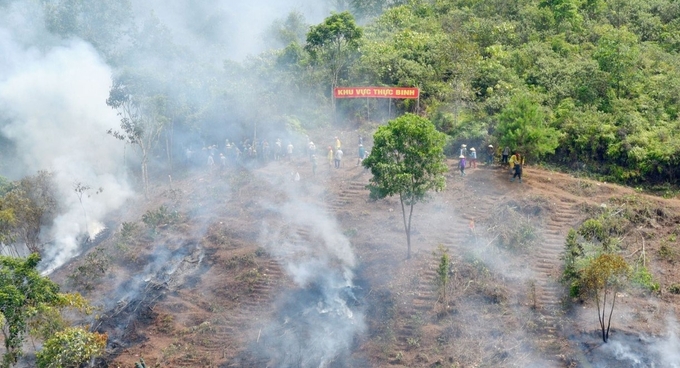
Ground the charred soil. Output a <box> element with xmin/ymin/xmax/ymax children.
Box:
<box><xmin>59</xmin><ymin>144</ymin><xmax>680</xmax><ymax>368</ymax></box>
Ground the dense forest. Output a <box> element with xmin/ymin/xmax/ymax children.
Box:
<box><xmin>3</xmin><ymin>0</ymin><xmax>678</xmax><ymax>187</ymax></box>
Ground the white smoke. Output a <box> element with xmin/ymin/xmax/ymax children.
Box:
<box><xmin>256</xmin><ymin>176</ymin><xmax>365</xmax><ymax>366</ymax></box>
<box><xmin>0</xmin><ymin>5</ymin><xmax>134</xmax><ymax>270</ymax></box>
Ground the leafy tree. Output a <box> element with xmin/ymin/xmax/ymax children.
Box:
<box><xmin>0</xmin><ymin>254</ymin><xmax>95</xmax><ymax>367</ymax></box>
<box><xmin>36</xmin><ymin>327</ymin><xmax>107</xmax><ymax>368</ymax></box>
<box><xmin>0</xmin><ymin>254</ymin><xmax>61</xmax><ymax>366</ymax></box>
<box><xmin>305</xmin><ymin>11</ymin><xmax>363</xmax><ymax>112</ymax></box>
<box><xmin>581</xmin><ymin>253</ymin><xmax>630</xmax><ymax>343</ymax></box>
<box><xmin>363</xmin><ymin>113</ymin><xmax>447</xmax><ymax>259</ymax></box>
<box><xmin>495</xmin><ymin>93</ymin><xmax>560</xmax><ymax>161</ymax></box>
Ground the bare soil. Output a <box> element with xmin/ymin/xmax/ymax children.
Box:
<box><xmin>57</xmin><ymin>139</ymin><xmax>680</xmax><ymax>368</ymax></box>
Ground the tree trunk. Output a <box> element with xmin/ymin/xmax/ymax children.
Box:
<box><xmin>399</xmin><ymin>194</ymin><xmax>410</xmax><ymax>259</ymax></box>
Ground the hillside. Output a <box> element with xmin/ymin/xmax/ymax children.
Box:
<box><xmin>53</xmin><ymin>138</ymin><xmax>680</xmax><ymax>368</ymax></box>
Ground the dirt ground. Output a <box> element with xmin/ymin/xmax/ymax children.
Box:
<box><xmin>56</xmin><ymin>137</ymin><xmax>680</xmax><ymax>368</ymax></box>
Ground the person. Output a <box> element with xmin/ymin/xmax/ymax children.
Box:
<box><xmin>311</xmin><ymin>154</ymin><xmax>318</xmax><ymax>175</ymax></box>
<box><xmin>274</xmin><ymin>139</ymin><xmax>282</xmax><ymax>161</ymax></box>
<box><xmin>294</xmin><ymin>171</ymin><xmax>300</xmax><ymax>182</ymax></box>
<box><xmin>502</xmin><ymin>146</ymin><xmax>510</xmax><ymax>164</ymax></box>
<box><xmin>460</xmin><ymin>144</ymin><xmax>468</xmax><ymax>159</ymax></box>
<box><xmin>357</xmin><ymin>144</ymin><xmax>366</xmax><ymax>166</ymax></box>
<box><xmin>287</xmin><ymin>142</ymin><xmax>294</xmax><ymax>161</ymax></box>
<box><xmin>308</xmin><ymin>141</ymin><xmax>316</xmax><ymax>161</ymax></box>
<box><xmin>335</xmin><ymin>148</ymin><xmax>343</xmax><ymax>168</ymax></box>
<box><xmin>358</xmin><ymin>135</ymin><xmax>364</xmax><ymax>145</ymax></box>
<box><xmin>459</xmin><ymin>155</ymin><xmax>466</xmax><ymax>176</ymax></box>
<box><xmin>469</xmin><ymin>148</ymin><xmax>477</xmax><ymax>168</ymax></box>
<box><xmin>207</xmin><ymin>154</ymin><xmax>215</xmax><ymax>169</ymax></box>
<box><xmin>327</xmin><ymin>146</ymin><xmax>334</xmax><ymax>168</ymax></box>
<box><xmin>508</xmin><ymin>151</ymin><xmax>516</xmax><ymax>172</ymax></box>
<box><xmin>335</xmin><ymin>136</ymin><xmax>342</xmax><ymax>150</ymax></box>
<box><xmin>511</xmin><ymin>155</ymin><xmax>523</xmax><ymax>183</ymax></box>
<box><xmin>219</xmin><ymin>153</ymin><xmax>227</xmax><ymax>168</ymax></box>
<box><xmin>486</xmin><ymin>145</ymin><xmax>494</xmax><ymax>165</ymax></box>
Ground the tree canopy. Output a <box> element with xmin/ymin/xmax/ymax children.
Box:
<box><xmin>363</xmin><ymin>113</ymin><xmax>447</xmax><ymax>258</ymax></box>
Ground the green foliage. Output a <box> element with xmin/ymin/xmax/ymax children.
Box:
<box><xmin>0</xmin><ymin>254</ymin><xmax>60</xmax><ymax>366</ymax></box>
<box><xmin>67</xmin><ymin>247</ymin><xmax>110</xmax><ymax>293</ymax></box>
<box><xmin>363</xmin><ymin>113</ymin><xmax>447</xmax><ymax>258</ymax></box>
<box><xmin>630</xmin><ymin>264</ymin><xmax>660</xmax><ymax>292</ymax></box>
<box><xmin>142</xmin><ymin>205</ymin><xmax>180</xmax><ymax>233</ymax></box>
<box><xmin>36</xmin><ymin>327</ymin><xmax>107</xmax><ymax>368</ymax></box>
<box><xmin>305</xmin><ymin>11</ymin><xmax>363</xmax><ymax>100</ymax></box>
<box><xmin>495</xmin><ymin>93</ymin><xmax>561</xmax><ymax>160</ymax></box>
<box><xmin>435</xmin><ymin>245</ymin><xmax>450</xmax><ymax>303</ymax></box>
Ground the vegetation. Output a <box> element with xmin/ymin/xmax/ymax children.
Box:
<box><xmin>582</xmin><ymin>253</ymin><xmax>630</xmax><ymax>343</ymax></box>
<box><xmin>0</xmin><ymin>254</ymin><xmax>98</xmax><ymax>367</ymax></box>
<box><xmin>36</xmin><ymin>327</ymin><xmax>107</xmax><ymax>368</ymax></box>
<box><xmin>363</xmin><ymin>113</ymin><xmax>447</xmax><ymax>259</ymax></box>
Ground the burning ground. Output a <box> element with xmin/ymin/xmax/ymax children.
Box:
<box><xmin>52</xmin><ymin>140</ymin><xmax>680</xmax><ymax>367</ymax></box>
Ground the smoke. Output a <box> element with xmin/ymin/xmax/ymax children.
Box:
<box><xmin>255</xmin><ymin>176</ymin><xmax>365</xmax><ymax>366</ymax></box>
<box><xmin>131</xmin><ymin>0</ymin><xmax>329</xmax><ymax>61</ymax></box>
<box><xmin>591</xmin><ymin>315</ymin><xmax>680</xmax><ymax>367</ymax></box>
<box><xmin>0</xmin><ymin>4</ymin><xmax>133</xmax><ymax>270</ymax></box>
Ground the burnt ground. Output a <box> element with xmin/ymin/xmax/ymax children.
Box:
<box><xmin>52</xmin><ymin>137</ymin><xmax>680</xmax><ymax>368</ymax></box>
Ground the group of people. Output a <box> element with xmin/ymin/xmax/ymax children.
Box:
<box><xmin>322</xmin><ymin>136</ymin><xmax>367</xmax><ymax>171</ymax></box>
<box><xmin>456</xmin><ymin>143</ymin><xmax>524</xmax><ymax>183</ymax></box>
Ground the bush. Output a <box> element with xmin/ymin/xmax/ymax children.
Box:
<box><xmin>142</xmin><ymin>205</ymin><xmax>180</xmax><ymax>233</ymax></box>
<box><xmin>36</xmin><ymin>327</ymin><xmax>107</xmax><ymax>368</ymax></box>
<box><xmin>631</xmin><ymin>265</ymin><xmax>660</xmax><ymax>292</ymax></box>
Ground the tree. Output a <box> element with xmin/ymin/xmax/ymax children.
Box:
<box><xmin>107</xmin><ymin>76</ymin><xmax>169</xmax><ymax>198</ymax></box>
<box><xmin>36</xmin><ymin>327</ymin><xmax>107</xmax><ymax>368</ymax></box>
<box><xmin>581</xmin><ymin>253</ymin><xmax>630</xmax><ymax>343</ymax></box>
<box><xmin>0</xmin><ymin>254</ymin><xmax>61</xmax><ymax>366</ymax></box>
<box><xmin>1</xmin><ymin>172</ymin><xmax>58</xmax><ymax>255</ymax></box>
<box><xmin>363</xmin><ymin>113</ymin><xmax>447</xmax><ymax>259</ymax></box>
<box><xmin>495</xmin><ymin>93</ymin><xmax>560</xmax><ymax>161</ymax></box>
<box><xmin>305</xmin><ymin>11</ymin><xmax>363</xmax><ymax>112</ymax></box>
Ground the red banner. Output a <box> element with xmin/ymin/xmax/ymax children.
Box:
<box><xmin>334</xmin><ymin>87</ymin><xmax>419</xmax><ymax>99</ymax></box>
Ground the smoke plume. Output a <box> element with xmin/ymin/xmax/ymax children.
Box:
<box><xmin>0</xmin><ymin>5</ymin><xmax>133</xmax><ymax>270</ymax></box>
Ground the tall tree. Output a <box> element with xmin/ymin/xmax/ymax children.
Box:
<box><xmin>305</xmin><ymin>11</ymin><xmax>363</xmax><ymax>113</ymax></box>
<box><xmin>495</xmin><ymin>93</ymin><xmax>560</xmax><ymax>161</ymax></box>
<box><xmin>362</xmin><ymin>113</ymin><xmax>447</xmax><ymax>259</ymax></box>
<box><xmin>107</xmin><ymin>76</ymin><xmax>169</xmax><ymax>198</ymax></box>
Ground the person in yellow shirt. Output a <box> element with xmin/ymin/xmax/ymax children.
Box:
<box><xmin>335</xmin><ymin>136</ymin><xmax>342</xmax><ymax>150</ymax></box>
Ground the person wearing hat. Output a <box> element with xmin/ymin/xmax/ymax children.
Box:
<box><xmin>469</xmin><ymin>147</ymin><xmax>477</xmax><ymax>168</ymax></box>
<box><xmin>486</xmin><ymin>145</ymin><xmax>495</xmax><ymax>165</ymax></box>
<box><xmin>459</xmin><ymin>144</ymin><xmax>468</xmax><ymax>160</ymax></box>
<box><xmin>459</xmin><ymin>154</ymin><xmax>466</xmax><ymax>177</ymax></box>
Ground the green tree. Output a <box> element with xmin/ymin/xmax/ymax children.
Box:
<box><xmin>305</xmin><ymin>11</ymin><xmax>363</xmax><ymax>112</ymax></box>
<box><xmin>0</xmin><ymin>254</ymin><xmax>61</xmax><ymax>366</ymax></box>
<box><xmin>582</xmin><ymin>253</ymin><xmax>630</xmax><ymax>343</ymax></box>
<box><xmin>495</xmin><ymin>93</ymin><xmax>560</xmax><ymax>161</ymax></box>
<box><xmin>363</xmin><ymin>113</ymin><xmax>447</xmax><ymax>259</ymax></box>
<box><xmin>36</xmin><ymin>327</ymin><xmax>107</xmax><ymax>368</ymax></box>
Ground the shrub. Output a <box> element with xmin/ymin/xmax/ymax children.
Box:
<box><xmin>36</xmin><ymin>327</ymin><xmax>107</xmax><ymax>368</ymax></box>
<box><xmin>142</xmin><ymin>205</ymin><xmax>180</xmax><ymax>233</ymax></box>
